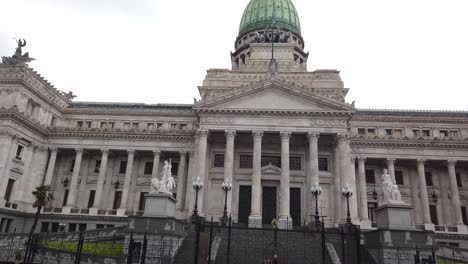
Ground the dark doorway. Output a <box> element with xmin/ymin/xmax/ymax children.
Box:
<box><xmin>238</xmin><ymin>186</ymin><xmax>251</xmax><ymax>225</ymax></box>
<box><xmin>262</xmin><ymin>187</ymin><xmax>277</xmax><ymax>225</ymax></box>
<box><xmin>290</xmin><ymin>188</ymin><xmax>301</xmax><ymax>226</ymax></box>
<box><xmin>429</xmin><ymin>204</ymin><xmax>438</xmax><ymax>225</ymax></box>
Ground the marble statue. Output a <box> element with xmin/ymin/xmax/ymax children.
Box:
<box><xmin>151</xmin><ymin>160</ymin><xmax>176</xmax><ymax>196</ymax></box>
<box><xmin>1</xmin><ymin>38</ymin><xmax>35</xmax><ymax>65</ymax></box>
<box><xmin>381</xmin><ymin>168</ymin><xmax>404</xmax><ymax>204</ymax></box>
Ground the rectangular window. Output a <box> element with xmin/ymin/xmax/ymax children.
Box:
<box><xmin>100</xmin><ymin>122</ymin><xmax>106</xmax><ymax>128</ymax></box>
<box><xmin>170</xmin><ymin>123</ymin><xmax>177</xmax><ymax>130</ymax></box>
<box><xmin>0</xmin><ymin>218</ymin><xmax>5</xmax><ymax>233</ymax></box>
<box><xmin>261</xmin><ymin>156</ymin><xmax>281</xmax><ymax>167</ymax></box>
<box><xmin>15</xmin><ymin>145</ymin><xmax>24</xmax><ymax>160</ymax></box>
<box><xmin>429</xmin><ymin>204</ymin><xmax>438</xmax><ymax>225</ymax></box>
<box><xmin>41</xmin><ymin>222</ymin><xmax>49</xmax><ymax>233</ymax></box>
<box><xmin>395</xmin><ymin>170</ymin><xmax>404</xmax><ymax>185</ymax></box>
<box><xmin>456</xmin><ymin>173</ymin><xmax>462</xmax><ymax>187</ymax></box>
<box><xmin>365</xmin><ymin>169</ymin><xmax>375</xmax><ymax>184</ymax></box>
<box><xmin>462</xmin><ymin>206</ymin><xmax>468</xmax><ymax>225</ymax></box>
<box><xmin>79</xmin><ymin>224</ymin><xmax>87</xmax><ymax>231</ymax></box>
<box><xmin>214</xmin><ymin>154</ymin><xmax>225</xmax><ymax>168</ymax></box>
<box><xmin>393</xmin><ymin>129</ymin><xmax>403</xmax><ymax>137</ymax></box>
<box><xmin>171</xmin><ymin>162</ymin><xmax>179</xmax><ymax>176</ymax></box>
<box><xmin>119</xmin><ymin>161</ymin><xmax>127</xmax><ymax>174</ymax></box>
<box><xmin>318</xmin><ymin>157</ymin><xmax>329</xmax><ymax>172</ymax></box>
<box><xmin>96</xmin><ymin>224</ymin><xmax>105</xmax><ymax>229</ymax></box>
<box><xmin>440</xmin><ymin>130</ymin><xmax>448</xmax><ymax>137</ymax></box>
<box><xmin>62</xmin><ymin>189</ymin><xmax>69</xmax><ymax>206</ymax></box>
<box><xmin>139</xmin><ymin>192</ymin><xmax>148</xmax><ymax>211</ymax></box>
<box><xmin>69</xmin><ymin>159</ymin><xmax>75</xmax><ymax>172</ymax></box>
<box><xmin>368</xmin><ymin>202</ymin><xmax>378</xmax><ymax>223</ymax></box>
<box><xmin>180</xmin><ymin>124</ymin><xmax>187</xmax><ymax>130</ymax></box>
<box><xmin>450</xmin><ymin>130</ymin><xmax>459</xmax><ymax>138</ymax></box>
<box><xmin>422</xmin><ymin>130</ymin><xmax>431</xmax><ymax>137</ymax></box>
<box><xmin>4</xmin><ymin>179</ymin><xmax>15</xmax><ymax>202</ymax></box>
<box><xmin>51</xmin><ymin>222</ymin><xmax>59</xmax><ymax>233</ymax></box>
<box><xmin>239</xmin><ymin>155</ymin><xmax>253</xmax><ymax>168</ymax></box>
<box><xmin>4</xmin><ymin>219</ymin><xmax>12</xmax><ymax>233</ymax></box>
<box><xmin>87</xmin><ymin>190</ymin><xmax>96</xmax><ymax>209</ymax></box>
<box><xmin>412</xmin><ymin>129</ymin><xmax>420</xmax><ymax>137</ymax></box>
<box><xmin>144</xmin><ymin>162</ymin><xmax>153</xmax><ymax>175</ymax></box>
<box><xmin>156</xmin><ymin>123</ymin><xmax>163</xmax><ymax>130</ymax></box>
<box><xmin>113</xmin><ymin>191</ymin><xmax>122</xmax><ymax>209</ymax></box>
<box><xmin>146</xmin><ymin>123</ymin><xmax>154</xmax><ymax>130</ymax></box>
<box><xmin>289</xmin><ymin>157</ymin><xmax>301</xmax><ymax>170</ymax></box>
<box><xmin>94</xmin><ymin>160</ymin><xmax>101</xmax><ymax>173</ymax></box>
<box><xmin>132</xmin><ymin>122</ymin><xmax>139</xmax><ymax>129</ymax></box>
<box><xmin>50</xmin><ymin>116</ymin><xmax>57</xmax><ymax>127</ymax></box>
<box><xmin>123</xmin><ymin>122</ymin><xmax>130</xmax><ymax>130</ymax></box>
<box><xmin>68</xmin><ymin>223</ymin><xmax>77</xmax><ymax>232</ymax></box>
<box><xmin>385</xmin><ymin>129</ymin><xmax>393</xmax><ymax>136</ymax></box>
<box><xmin>367</xmin><ymin>128</ymin><xmax>376</xmax><ymax>135</ymax></box>
<box><xmin>85</xmin><ymin>121</ymin><xmax>92</xmax><ymax>128</ymax></box>
<box><xmin>425</xmin><ymin>172</ymin><xmax>433</xmax><ymax>186</ymax></box>
<box><xmin>77</xmin><ymin>121</ymin><xmax>83</xmax><ymax>128</ymax></box>
<box><xmin>357</xmin><ymin>128</ymin><xmax>365</xmax><ymax>135</ymax></box>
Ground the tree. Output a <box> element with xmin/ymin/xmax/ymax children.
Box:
<box><xmin>24</xmin><ymin>185</ymin><xmax>53</xmax><ymax>263</ymax></box>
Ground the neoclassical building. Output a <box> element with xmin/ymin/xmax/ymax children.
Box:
<box><xmin>1</xmin><ymin>0</ymin><xmax>468</xmax><ymax>241</ymax></box>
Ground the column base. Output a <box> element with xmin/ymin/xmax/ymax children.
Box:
<box><xmin>117</xmin><ymin>208</ymin><xmax>126</xmax><ymax>216</ymax></box>
<box><xmin>424</xmin><ymin>223</ymin><xmax>435</xmax><ymax>231</ymax></box>
<box><xmin>62</xmin><ymin>206</ymin><xmax>72</xmax><ymax>214</ymax></box>
<box><xmin>359</xmin><ymin>219</ymin><xmax>373</xmax><ymax>230</ymax></box>
<box><xmin>89</xmin><ymin>208</ymin><xmax>99</xmax><ymax>215</ymax></box>
<box><xmin>248</xmin><ymin>215</ymin><xmax>262</xmax><ymax>228</ymax></box>
<box><xmin>277</xmin><ymin>216</ymin><xmax>293</xmax><ymax>230</ymax></box>
<box><xmin>457</xmin><ymin>224</ymin><xmax>468</xmax><ymax>234</ymax></box>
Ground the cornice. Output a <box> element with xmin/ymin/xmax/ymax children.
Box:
<box><xmin>64</xmin><ymin>107</ymin><xmax>195</xmax><ymax>117</ymax></box>
<box><xmin>351</xmin><ymin>137</ymin><xmax>468</xmax><ymax>149</ymax></box>
<box><xmin>354</xmin><ymin>109</ymin><xmax>468</xmax><ymax>124</ymax></box>
<box><xmin>47</xmin><ymin>128</ymin><xmax>196</xmax><ymax>141</ymax></box>
<box><xmin>196</xmin><ymin>108</ymin><xmax>353</xmax><ymax>117</ymax></box>
<box><xmin>0</xmin><ymin>108</ymin><xmax>48</xmax><ymax>137</ymax></box>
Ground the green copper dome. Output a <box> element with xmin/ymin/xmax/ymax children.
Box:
<box><xmin>239</xmin><ymin>0</ymin><xmax>301</xmax><ymax>35</ymax></box>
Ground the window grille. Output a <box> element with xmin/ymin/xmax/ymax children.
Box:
<box><xmin>366</xmin><ymin>169</ymin><xmax>375</xmax><ymax>184</ymax></box>
<box><xmin>395</xmin><ymin>171</ymin><xmax>404</xmax><ymax>185</ymax></box>
<box><xmin>214</xmin><ymin>154</ymin><xmax>225</xmax><ymax>168</ymax></box>
<box><xmin>239</xmin><ymin>155</ymin><xmax>253</xmax><ymax>168</ymax></box>
<box><xmin>261</xmin><ymin>156</ymin><xmax>281</xmax><ymax>167</ymax></box>
<box><xmin>289</xmin><ymin>157</ymin><xmax>301</xmax><ymax>170</ymax></box>
<box><xmin>318</xmin><ymin>157</ymin><xmax>329</xmax><ymax>171</ymax></box>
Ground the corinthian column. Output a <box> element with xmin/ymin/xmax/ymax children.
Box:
<box><xmin>66</xmin><ymin>148</ymin><xmax>83</xmax><ymax>209</ymax></box>
<box><xmin>357</xmin><ymin>157</ymin><xmax>369</xmax><ymax>221</ymax></box>
<box><xmin>196</xmin><ymin>130</ymin><xmax>209</xmax><ymax>214</ymax></box>
<box><xmin>279</xmin><ymin>132</ymin><xmax>291</xmax><ymax>229</ymax></box>
<box><xmin>338</xmin><ymin>134</ymin><xmax>358</xmax><ymax>221</ymax></box>
<box><xmin>44</xmin><ymin>147</ymin><xmax>58</xmax><ymax>186</ymax></box>
<box><xmin>448</xmin><ymin>160</ymin><xmax>466</xmax><ymax>231</ymax></box>
<box><xmin>224</xmin><ymin>130</ymin><xmax>236</xmax><ymax>216</ymax></box>
<box><xmin>92</xmin><ymin>149</ymin><xmax>109</xmax><ymax>212</ymax></box>
<box><xmin>176</xmin><ymin>151</ymin><xmax>188</xmax><ymax>214</ymax></box>
<box><xmin>119</xmin><ymin>150</ymin><xmax>135</xmax><ymax>215</ymax></box>
<box><xmin>249</xmin><ymin>130</ymin><xmax>263</xmax><ymax>228</ymax></box>
<box><xmin>417</xmin><ymin>159</ymin><xmax>433</xmax><ymax>229</ymax></box>
<box><xmin>307</xmin><ymin>132</ymin><xmax>319</xmax><ymax>221</ymax></box>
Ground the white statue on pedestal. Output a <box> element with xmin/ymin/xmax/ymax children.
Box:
<box><xmin>381</xmin><ymin>168</ymin><xmax>405</xmax><ymax>204</ymax></box>
<box><xmin>151</xmin><ymin>160</ymin><xmax>176</xmax><ymax>196</ymax></box>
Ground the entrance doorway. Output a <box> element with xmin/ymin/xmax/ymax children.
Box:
<box><xmin>262</xmin><ymin>187</ymin><xmax>277</xmax><ymax>225</ymax></box>
<box><xmin>238</xmin><ymin>186</ymin><xmax>251</xmax><ymax>224</ymax></box>
<box><xmin>290</xmin><ymin>188</ymin><xmax>301</xmax><ymax>227</ymax></box>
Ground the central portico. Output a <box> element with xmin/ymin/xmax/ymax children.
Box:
<box><xmin>188</xmin><ymin>77</ymin><xmax>359</xmax><ymax>228</ymax></box>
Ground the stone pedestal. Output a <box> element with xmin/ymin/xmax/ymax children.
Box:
<box><xmin>248</xmin><ymin>215</ymin><xmax>262</xmax><ymax>228</ymax></box>
<box><xmin>277</xmin><ymin>217</ymin><xmax>293</xmax><ymax>230</ymax></box>
<box><xmin>375</xmin><ymin>203</ymin><xmax>415</xmax><ymax>230</ymax></box>
<box><xmin>143</xmin><ymin>193</ymin><xmax>177</xmax><ymax>218</ymax></box>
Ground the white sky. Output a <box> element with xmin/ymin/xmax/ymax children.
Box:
<box><xmin>1</xmin><ymin>0</ymin><xmax>467</xmax><ymax>110</ymax></box>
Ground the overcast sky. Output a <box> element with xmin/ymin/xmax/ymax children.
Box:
<box><xmin>1</xmin><ymin>0</ymin><xmax>467</xmax><ymax>110</ymax></box>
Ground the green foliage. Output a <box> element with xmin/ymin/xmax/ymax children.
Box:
<box><xmin>42</xmin><ymin>240</ymin><xmax>124</xmax><ymax>256</ymax></box>
<box><xmin>32</xmin><ymin>185</ymin><xmax>54</xmax><ymax>208</ymax></box>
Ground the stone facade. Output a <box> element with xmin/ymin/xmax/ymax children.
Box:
<box><xmin>1</xmin><ymin>1</ymin><xmax>468</xmax><ymax>249</ymax></box>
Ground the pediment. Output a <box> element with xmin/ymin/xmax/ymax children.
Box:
<box><xmin>195</xmin><ymin>80</ymin><xmax>353</xmax><ymax>113</ymax></box>
<box><xmin>261</xmin><ymin>164</ymin><xmax>281</xmax><ymax>174</ymax></box>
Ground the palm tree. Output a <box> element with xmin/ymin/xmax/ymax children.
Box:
<box><xmin>24</xmin><ymin>185</ymin><xmax>54</xmax><ymax>262</ymax></box>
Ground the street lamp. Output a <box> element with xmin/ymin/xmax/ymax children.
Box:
<box><xmin>192</xmin><ymin>177</ymin><xmax>204</xmax><ymax>219</ymax></box>
<box><xmin>342</xmin><ymin>183</ymin><xmax>353</xmax><ymax>224</ymax></box>
<box><xmin>310</xmin><ymin>182</ymin><xmax>322</xmax><ymax>225</ymax></box>
<box><xmin>221</xmin><ymin>178</ymin><xmax>232</xmax><ymax>226</ymax></box>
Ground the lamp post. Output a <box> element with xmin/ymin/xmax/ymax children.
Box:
<box><xmin>342</xmin><ymin>183</ymin><xmax>353</xmax><ymax>224</ymax></box>
<box><xmin>192</xmin><ymin>177</ymin><xmax>204</xmax><ymax>219</ymax></box>
<box><xmin>221</xmin><ymin>178</ymin><xmax>232</xmax><ymax>226</ymax></box>
<box><xmin>310</xmin><ymin>182</ymin><xmax>322</xmax><ymax>225</ymax></box>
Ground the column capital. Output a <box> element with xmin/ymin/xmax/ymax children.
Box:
<box><xmin>280</xmin><ymin>131</ymin><xmax>291</xmax><ymax>140</ymax></box>
<box><xmin>127</xmin><ymin>149</ymin><xmax>135</xmax><ymax>155</ymax></box>
<box><xmin>101</xmin><ymin>148</ymin><xmax>109</xmax><ymax>155</ymax></box>
<box><xmin>357</xmin><ymin>156</ymin><xmax>366</xmax><ymax>162</ymax></box>
<box><xmin>386</xmin><ymin>157</ymin><xmax>396</xmax><ymax>163</ymax></box>
<box><xmin>350</xmin><ymin>156</ymin><xmax>357</xmax><ymax>163</ymax></box>
<box><xmin>307</xmin><ymin>132</ymin><xmax>320</xmax><ymax>141</ymax></box>
<box><xmin>50</xmin><ymin>147</ymin><xmax>58</xmax><ymax>153</ymax></box>
<box><xmin>417</xmin><ymin>159</ymin><xmax>426</xmax><ymax>166</ymax></box>
<box><xmin>153</xmin><ymin>149</ymin><xmax>161</xmax><ymax>156</ymax></box>
<box><xmin>225</xmin><ymin>130</ymin><xmax>236</xmax><ymax>139</ymax></box>
<box><xmin>252</xmin><ymin>130</ymin><xmax>264</xmax><ymax>139</ymax></box>
<box><xmin>75</xmin><ymin>148</ymin><xmax>84</xmax><ymax>154</ymax></box>
<box><xmin>448</xmin><ymin>159</ymin><xmax>457</xmax><ymax>166</ymax></box>
<box><xmin>179</xmin><ymin>151</ymin><xmax>188</xmax><ymax>157</ymax></box>
<box><xmin>196</xmin><ymin>129</ymin><xmax>209</xmax><ymax>138</ymax></box>
<box><xmin>337</xmin><ymin>133</ymin><xmax>350</xmax><ymax>142</ymax></box>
